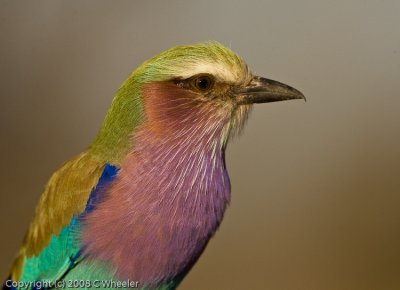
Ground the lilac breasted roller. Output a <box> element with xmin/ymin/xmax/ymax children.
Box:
<box><xmin>3</xmin><ymin>42</ymin><xmax>304</xmax><ymax>290</ymax></box>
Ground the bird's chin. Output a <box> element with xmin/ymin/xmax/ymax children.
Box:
<box><xmin>221</xmin><ymin>104</ymin><xmax>252</xmax><ymax>146</ymax></box>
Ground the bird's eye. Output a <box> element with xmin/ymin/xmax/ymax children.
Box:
<box><xmin>192</xmin><ymin>75</ymin><xmax>214</xmax><ymax>91</ymax></box>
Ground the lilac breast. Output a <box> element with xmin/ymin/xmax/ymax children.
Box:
<box><xmin>82</xmin><ymin>110</ymin><xmax>232</xmax><ymax>287</ymax></box>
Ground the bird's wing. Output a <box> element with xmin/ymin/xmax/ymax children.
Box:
<box><xmin>8</xmin><ymin>152</ymin><xmax>118</xmax><ymax>284</ymax></box>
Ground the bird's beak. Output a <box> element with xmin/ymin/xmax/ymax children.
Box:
<box><xmin>236</xmin><ymin>76</ymin><xmax>306</xmax><ymax>104</ymax></box>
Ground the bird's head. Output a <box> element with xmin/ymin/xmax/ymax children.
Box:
<box><xmin>92</xmin><ymin>42</ymin><xmax>304</xmax><ymax>162</ymax></box>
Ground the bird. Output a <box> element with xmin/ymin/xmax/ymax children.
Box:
<box><xmin>3</xmin><ymin>42</ymin><xmax>304</xmax><ymax>290</ymax></box>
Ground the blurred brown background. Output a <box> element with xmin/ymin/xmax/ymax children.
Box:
<box><xmin>1</xmin><ymin>1</ymin><xmax>400</xmax><ymax>289</ymax></box>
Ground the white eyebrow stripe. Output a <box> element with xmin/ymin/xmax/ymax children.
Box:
<box><xmin>174</xmin><ymin>62</ymin><xmax>241</xmax><ymax>83</ymax></box>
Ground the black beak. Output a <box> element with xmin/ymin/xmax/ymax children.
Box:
<box><xmin>236</xmin><ymin>76</ymin><xmax>306</xmax><ymax>104</ymax></box>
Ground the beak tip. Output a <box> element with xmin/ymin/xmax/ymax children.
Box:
<box><xmin>299</xmin><ymin>92</ymin><xmax>307</xmax><ymax>102</ymax></box>
<box><xmin>286</xmin><ymin>89</ymin><xmax>306</xmax><ymax>103</ymax></box>
<box><xmin>289</xmin><ymin>86</ymin><xmax>306</xmax><ymax>102</ymax></box>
